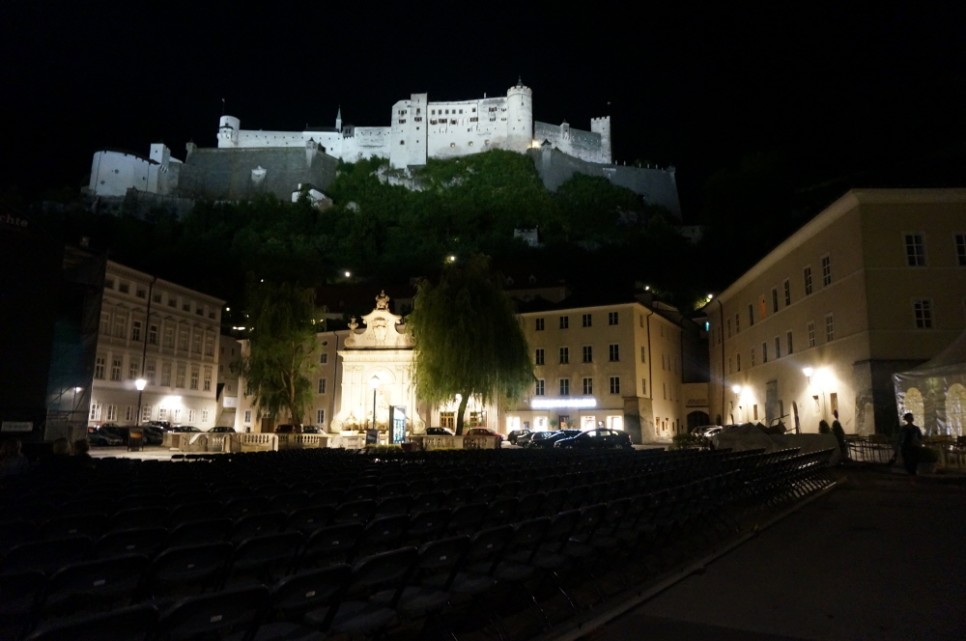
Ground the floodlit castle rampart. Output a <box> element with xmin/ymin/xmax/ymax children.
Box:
<box><xmin>215</xmin><ymin>80</ymin><xmax>611</xmax><ymax>168</ymax></box>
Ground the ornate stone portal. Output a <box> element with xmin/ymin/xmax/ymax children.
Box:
<box><xmin>332</xmin><ymin>291</ymin><xmax>423</xmax><ymax>435</ymax></box>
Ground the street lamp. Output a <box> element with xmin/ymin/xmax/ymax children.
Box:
<box><xmin>369</xmin><ymin>375</ymin><xmax>381</xmax><ymax>430</ymax></box>
<box><xmin>135</xmin><ymin>378</ymin><xmax>147</xmax><ymax>426</ymax></box>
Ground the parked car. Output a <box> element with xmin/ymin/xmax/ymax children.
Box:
<box><xmin>527</xmin><ymin>429</ymin><xmax>580</xmax><ymax>449</ymax></box>
<box><xmin>302</xmin><ymin>425</ymin><xmax>323</xmax><ymax>434</ymax></box>
<box><xmin>274</xmin><ymin>424</ymin><xmax>301</xmax><ymax>434</ymax></box>
<box><xmin>96</xmin><ymin>423</ymin><xmax>132</xmax><ymax>444</ymax></box>
<box><xmin>169</xmin><ymin>425</ymin><xmax>202</xmax><ymax>433</ymax></box>
<box><xmin>141</xmin><ymin>425</ymin><xmax>165</xmax><ymax>445</ymax></box>
<box><xmin>554</xmin><ymin>428</ymin><xmax>633</xmax><ymax>450</ymax></box>
<box><xmin>690</xmin><ymin>424</ymin><xmax>723</xmax><ymax>438</ymax></box>
<box><xmin>425</xmin><ymin>427</ymin><xmax>455</xmax><ymax>436</ymax></box>
<box><xmin>507</xmin><ymin>429</ymin><xmax>531</xmax><ymax>445</ymax></box>
<box><xmin>209</xmin><ymin>426</ymin><xmax>236</xmax><ymax>433</ymax></box>
<box><xmin>87</xmin><ymin>427</ymin><xmax>124</xmax><ymax>447</ymax></box>
<box><xmin>464</xmin><ymin>427</ymin><xmax>504</xmax><ymax>446</ymax></box>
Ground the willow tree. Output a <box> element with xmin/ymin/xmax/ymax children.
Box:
<box><xmin>407</xmin><ymin>254</ymin><xmax>534</xmax><ymax>435</ymax></box>
<box><xmin>233</xmin><ymin>278</ymin><xmax>318</xmax><ymax>428</ymax></box>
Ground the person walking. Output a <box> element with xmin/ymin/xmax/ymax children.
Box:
<box><xmin>898</xmin><ymin>412</ymin><xmax>923</xmax><ymax>475</ymax></box>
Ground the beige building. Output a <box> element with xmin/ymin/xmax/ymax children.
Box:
<box><xmin>90</xmin><ymin>261</ymin><xmax>224</xmax><ymax>428</ymax></box>
<box><xmin>707</xmin><ymin>188</ymin><xmax>966</xmax><ymax>436</ymax></box>
<box><xmin>510</xmin><ymin>298</ymin><xmax>708</xmax><ymax>443</ymax></box>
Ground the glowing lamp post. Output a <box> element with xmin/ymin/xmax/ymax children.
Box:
<box><xmin>135</xmin><ymin>378</ymin><xmax>147</xmax><ymax>426</ymax></box>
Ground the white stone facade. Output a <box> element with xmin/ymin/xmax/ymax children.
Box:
<box><xmin>89</xmin><ymin>261</ymin><xmax>224</xmax><ymax>429</ymax></box>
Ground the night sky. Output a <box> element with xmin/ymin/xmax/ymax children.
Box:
<box><xmin>2</xmin><ymin>1</ymin><xmax>964</xmax><ymax>219</ymax></box>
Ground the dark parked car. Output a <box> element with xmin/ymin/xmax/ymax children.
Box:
<box><xmin>88</xmin><ymin>426</ymin><xmax>124</xmax><ymax>446</ymax></box>
<box><xmin>169</xmin><ymin>425</ymin><xmax>202</xmax><ymax>433</ymax></box>
<box><xmin>425</xmin><ymin>427</ymin><xmax>455</xmax><ymax>436</ymax></box>
<box><xmin>527</xmin><ymin>429</ymin><xmax>580</xmax><ymax>449</ymax></box>
<box><xmin>507</xmin><ymin>429</ymin><xmax>531</xmax><ymax>445</ymax></box>
<box><xmin>553</xmin><ymin>428</ymin><xmax>633</xmax><ymax>450</ymax></box>
<box><xmin>302</xmin><ymin>425</ymin><xmax>323</xmax><ymax>434</ymax></box>
<box><xmin>141</xmin><ymin>425</ymin><xmax>165</xmax><ymax>445</ymax></box>
<box><xmin>209</xmin><ymin>426</ymin><xmax>236</xmax><ymax>433</ymax></box>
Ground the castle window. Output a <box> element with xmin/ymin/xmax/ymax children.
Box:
<box><xmin>399</xmin><ymin>140</ymin><xmax>405</xmax><ymax>145</ymax></box>
<box><xmin>450</xmin><ymin>143</ymin><xmax>456</xmax><ymax>148</ymax></box>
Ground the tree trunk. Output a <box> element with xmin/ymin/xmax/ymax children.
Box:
<box><xmin>454</xmin><ymin>393</ymin><xmax>469</xmax><ymax>435</ymax></box>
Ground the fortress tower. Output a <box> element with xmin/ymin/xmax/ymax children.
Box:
<box><xmin>218</xmin><ymin>116</ymin><xmax>240</xmax><ymax>147</ymax></box>
<box><xmin>591</xmin><ymin>116</ymin><xmax>612</xmax><ymax>164</ymax></box>
<box><xmin>505</xmin><ymin>80</ymin><xmax>534</xmax><ymax>153</ymax></box>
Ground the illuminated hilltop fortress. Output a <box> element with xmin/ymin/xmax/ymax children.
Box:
<box><xmin>87</xmin><ymin>80</ymin><xmax>679</xmax><ymax>217</ymax></box>
<box><xmin>216</xmin><ymin>80</ymin><xmax>611</xmax><ymax>168</ymax></box>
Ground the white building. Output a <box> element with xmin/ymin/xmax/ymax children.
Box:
<box><xmin>706</xmin><ymin>188</ymin><xmax>966</xmax><ymax>436</ymax></box>
<box><xmin>89</xmin><ymin>262</ymin><xmax>224</xmax><ymax>429</ymax></box>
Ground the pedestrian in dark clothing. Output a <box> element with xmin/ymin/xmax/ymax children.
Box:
<box><xmin>898</xmin><ymin>412</ymin><xmax>923</xmax><ymax>475</ymax></box>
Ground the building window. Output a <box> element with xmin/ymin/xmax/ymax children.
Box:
<box><xmin>535</xmin><ymin>348</ymin><xmax>545</xmax><ymax>365</ymax></box>
<box><xmin>913</xmin><ymin>299</ymin><xmax>933</xmax><ymax>329</ymax></box>
<box><xmin>750</xmin><ymin>347</ymin><xmax>756</xmax><ymax>367</ymax></box>
<box><xmin>559</xmin><ymin>347</ymin><xmax>569</xmax><ymax>364</ymax></box>
<box><xmin>320</xmin><ymin>352</ymin><xmax>328</xmax><ymax>364</ymax></box>
<box><xmin>608</xmin><ymin>312</ymin><xmax>619</xmax><ymax>325</ymax></box>
<box><xmin>129</xmin><ymin>358</ymin><xmax>140</xmax><ymax>380</ymax></box>
<box><xmin>762</xmin><ymin>342</ymin><xmax>768</xmax><ymax>363</ymax></box>
<box><xmin>535</xmin><ymin>379</ymin><xmax>545</xmax><ymax>396</ymax></box>
<box><xmin>582</xmin><ymin>313</ymin><xmax>592</xmax><ymax>327</ymax></box>
<box><xmin>106</xmin><ymin>404</ymin><xmax>117</xmax><ymax>421</ymax></box>
<box><xmin>201</xmin><ymin>409</ymin><xmax>209</xmax><ymax>423</ymax></box>
<box><xmin>315</xmin><ymin>409</ymin><xmax>325</xmax><ymax>425</ymax></box>
<box><xmin>559</xmin><ymin>316</ymin><xmax>569</xmax><ymax>329</ymax></box>
<box><xmin>163</xmin><ymin>326</ymin><xmax>174</xmax><ymax>349</ymax></box>
<box><xmin>748</xmin><ymin>304</ymin><xmax>754</xmax><ymax>327</ymax></box>
<box><xmin>535</xmin><ymin>318</ymin><xmax>544</xmax><ymax>331</ymax></box>
<box><xmin>89</xmin><ymin>402</ymin><xmax>101</xmax><ymax>421</ymax></box>
<box><xmin>318</xmin><ymin>378</ymin><xmax>327</xmax><ymax>394</ymax></box>
<box><xmin>141</xmin><ymin>404</ymin><xmax>151</xmax><ymax>422</ymax></box>
<box><xmin>582</xmin><ymin>377</ymin><xmax>593</xmax><ymax>395</ymax></box>
<box><xmin>726</xmin><ymin>318</ymin><xmax>732</xmax><ymax>338</ymax></box>
<box><xmin>804</xmin><ymin>266</ymin><xmax>813</xmax><ymax>295</ymax></box>
<box><xmin>204</xmin><ymin>334</ymin><xmax>214</xmax><ymax>357</ymax></box>
<box><xmin>203</xmin><ymin>366</ymin><xmax>212</xmax><ymax>392</ymax></box>
<box><xmin>640</xmin><ymin>346</ymin><xmax>647</xmax><ymax>363</ymax></box>
<box><xmin>113</xmin><ymin>317</ymin><xmax>126</xmax><ymax>339</ymax></box>
<box><xmin>192</xmin><ymin>333</ymin><xmax>202</xmax><ymax>355</ymax></box>
<box><xmin>110</xmin><ymin>357</ymin><xmax>122</xmax><ymax>381</ymax></box>
<box><xmin>774</xmin><ymin>336</ymin><xmax>782</xmax><ymax>359</ymax></box>
<box><xmin>736</xmin><ymin>354</ymin><xmax>741</xmax><ymax>371</ymax></box>
<box><xmin>641</xmin><ymin>378</ymin><xmax>647</xmax><ymax>395</ymax></box>
<box><xmin>807</xmin><ymin>321</ymin><xmax>816</xmax><ymax>347</ymax></box>
<box><xmin>956</xmin><ymin>233</ymin><xmax>966</xmax><ymax>266</ymax></box>
<box><xmin>559</xmin><ymin>378</ymin><xmax>570</xmax><ymax>395</ymax></box>
<box><xmin>609</xmin><ymin>376</ymin><xmax>621</xmax><ymax>394</ymax></box>
<box><xmin>772</xmin><ymin>288</ymin><xmax>779</xmax><ymax>313</ymax></box>
<box><xmin>825</xmin><ymin>314</ymin><xmax>835</xmax><ymax>341</ymax></box>
<box><xmin>190</xmin><ymin>366</ymin><xmax>199</xmax><ymax>390</ymax></box>
<box><xmin>735</xmin><ymin>313</ymin><xmax>740</xmax><ymax>333</ymax></box>
<box><xmin>124</xmin><ymin>406</ymin><xmax>135</xmax><ymax>422</ymax></box>
<box><xmin>821</xmin><ymin>255</ymin><xmax>832</xmax><ymax>286</ymax></box>
<box><xmin>786</xmin><ymin>331</ymin><xmax>794</xmax><ymax>355</ymax></box>
<box><xmin>161</xmin><ymin>362</ymin><xmax>171</xmax><ymax>387</ymax></box>
<box><xmin>582</xmin><ymin>346</ymin><xmax>593</xmax><ymax>363</ymax></box>
<box><xmin>131</xmin><ymin>320</ymin><xmax>142</xmax><ymax>342</ymax></box>
<box><xmin>608</xmin><ymin>344</ymin><xmax>620</xmax><ymax>362</ymax></box>
<box><xmin>784</xmin><ymin>279</ymin><xmax>791</xmax><ymax>305</ymax></box>
<box><xmin>145</xmin><ymin>360</ymin><xmax>156</xmax><ymax>385</ymax></box>
<box><xmin>178</xmin><ymin>327</ymin><xmax>189</xmax><ymax>352</ymax></box>
<box><xmin>905</xmin><ymin>233</ymin><xmax>926</xmax><ymax>266</ymax></box>
<box><xmin>176</xmin><ymin>363</ymin><xmax>186</xmax><ymax>388</ymax></box>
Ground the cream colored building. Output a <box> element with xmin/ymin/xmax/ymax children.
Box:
<box><xmin>706</xmin><ymin>188</ymin><xmax>966</xmax><ymax>436</ymax></box>
<box><xmin>90</xmin><ymin>262</ymin><xmax>224</xmax><ymax>428</ymax></box>
<box><xmin>509</xmin><ymin>298</ymin><xmax>708</xmax><ymax>443</ymax></box>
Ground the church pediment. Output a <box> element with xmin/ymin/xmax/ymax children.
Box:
<box><xmin>343</xmin><ymin>290</ymin><xmax>414</xmax><ymax>349</ymax></box>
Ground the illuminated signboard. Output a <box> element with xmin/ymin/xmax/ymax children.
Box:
<box><xmin>530</xmin><ymin>398</ymin><xmax>597</xmax><ymax>410</ymax></box>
